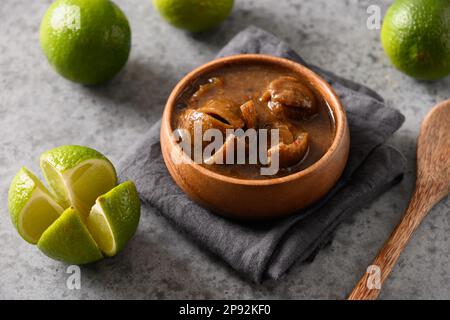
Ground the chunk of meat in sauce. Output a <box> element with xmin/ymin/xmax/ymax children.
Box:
<box><xmin>204</xmin><ymin>134</ymin><xmax>245</xmax><ymax>165</ymax></box>
<box><xmin>190</xmin><ymin>77</ymin><xmax>224</xmax><ymax>106</ymax></box>
<box><xmin>240</xmin><ymin>101</ymin><xmax>258</xmax><ymax>129</ymax></box>
<box><xmin>269</xmin><ymin>121</ymin><xmax>295</xmax><ymax>144</ymax></box>
<box><xmin>178</xmin><ymin>109</ymin><xmax>231</xmax><ymax>148</ymax></box>
<box><xmin>261</xmin><ymin>76</ymin><xmax>318</xmax><ymax>119</ymax></box>
<box><xmin>197</xmin><ymin>99</ymin><xmax>244</xmax><ymax>129</ymax></box>
<box><xmin>179</xmin><ymin>75</ymin><xmax>315</xmax><ymax>171</ymax></box>
<box><xmin>268</xmin><ymin>132</ymin><xmax>309</xmax><ymax>168</ymax></box>
<box><xmin>178</xmin><ymin>99</ymin><xmax>244</xmax><ymax>148</ymax></box>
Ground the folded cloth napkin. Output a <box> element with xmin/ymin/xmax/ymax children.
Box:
<box><xmin>118</xmin><ymin>26</ymin><xmax>406</xmax><ymax>282</ymax></box>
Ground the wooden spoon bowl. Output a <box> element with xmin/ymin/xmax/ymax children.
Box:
<box><xmin>160</xmin><ymin>55</ymin><xmax>350</xmax><ymax>220</ymax></box>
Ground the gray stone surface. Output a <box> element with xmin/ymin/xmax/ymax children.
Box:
<box><xmin>0</xmin><ymin>0</ymin><xmax>449</xmax><ymax>300</ymax></box>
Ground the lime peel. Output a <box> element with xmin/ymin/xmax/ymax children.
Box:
<box><xmin>381</xmin><ymin>0</ymin><xmax>450</xmax><ymax>80</ymax></box>
<box><xmin>38</xmin><ymin>207</ymin><xmax>104</xmax><ymax>265</ymax></box>
<box><xmin>87</xmin><ymin>181</ymin><xmax>141</xmax><ymax>256</ymax></box>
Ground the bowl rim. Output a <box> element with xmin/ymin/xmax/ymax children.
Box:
<box><xmin>162</xmin><ymin>54</ymin><xmax>348</xmax><ymax>186</ymax></box>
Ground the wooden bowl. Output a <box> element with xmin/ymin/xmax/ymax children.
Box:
<box><xmin>160</xmin><ymin>54</ymin><xmax>350</xmax><ymax>220</ymax></box>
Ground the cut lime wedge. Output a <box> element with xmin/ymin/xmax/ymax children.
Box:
<box><xmin>8</xmin><ymin>146</ymin><xmax>141</xmax><ymax>264</ymax></box>
<box><xmin>8</xmin><ymin>167</ymin><xmax>64</xmax><ymax>244</ymax></box>
<box><xmin>87</xmin><ymin>181</ymin><xmax>140</xmax><ymax>256</ymax></box>
<box><xmin>38</xmin><ymin>207</ymin><xmax>103</xmax><ymax>265</ymax></box>
<box><xmin>40</xmin><ymin>145</ymin><xmax>117</xmax><ymax>215</ymax></box>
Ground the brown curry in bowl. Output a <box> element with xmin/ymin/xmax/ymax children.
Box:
<box><xmin>173</xmin><ymin>62</ymin><xmax>336</xmax><ymax>179</ymax></box>
<box><xmin>161</xmin><ymin>54</ymin><xmax>349</xmax><ymax>218</ymax></box>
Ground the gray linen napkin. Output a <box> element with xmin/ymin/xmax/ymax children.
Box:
<box><xmin>118</xmin><ymin>26</ymin><xmax>406</xmax><ymax>282</ymax></box>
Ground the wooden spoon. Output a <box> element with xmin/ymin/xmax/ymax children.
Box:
<box><xmin>348</xmin><ymin>99</ymin><xmax>450</xmax><ymax>300</ymax></box>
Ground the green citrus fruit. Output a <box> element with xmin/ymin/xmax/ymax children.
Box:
<box><xmin>153</xmin><ymin>0</ymin><xmax>234</xmax><ymax>32</ymax></box>
<box><xmin>87</xmin><ymin>181</ymin><xmax>141</xmax><ymax>256</ymax></box>
<box><xmin>38</xmin><ymin>207</ymin><xmax>104</xmax><ymax>265</ymax></box>
<box><xmin>8</xmin><ymin>146</ymin><xmax>141</xmax><ymax>264</ymax></box>
<box><xmin>40</xmin><ymin>145</ymin><xmax>117</xmax><ymax>216</ymax></box>
<box><xmin>8</xmin><ymin>167</ymin><xmax>64</xmax><ymax>244</ymax></box>
<box><xmin>381</xmin><ymin>0</ymin><xmax>450</xmax><ymax>80</ymax></box>
<box><xmin>40</xmin><ymin>0</ymin><xmax>131</xmax><ymax>84</ymax></box>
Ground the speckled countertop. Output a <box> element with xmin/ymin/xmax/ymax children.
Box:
<box><xmin>1</xmin><ymin>0</ymin><xmax>449</xmax><ymax>300</ymax></box>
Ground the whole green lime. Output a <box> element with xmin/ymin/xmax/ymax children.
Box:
<box><xmin>153</xmin><ymin>0</ymin><xmax>234</xmax><ymax>32</ymax></box>
<box><xmin>381</xmin><ymin>0</ymin><xmax>450</xmax><ymax>80</ymax></box>
<box><xmin>40</xmin><ymin>0</ymin><xmax>131</xmax><ymax>85</ymax></box>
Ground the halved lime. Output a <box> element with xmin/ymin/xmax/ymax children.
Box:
<box><xmin>86</xmin><ymin>181</ymin><xmax>140</xmax><ymax>256</ymax></box>
<box><xmin>38</xmin><ymin>207</ymin><xmax>103</xmax><ymax>265</ymax></box>
<box><xmin>8</xmin><ymin>167</ymin><xmax>64</xmax><ymax>244</ymax></box>
<box><xmin>40</xmin><ymin>145</ymin><xmax>117</xmax><ymax>215</ymax></box>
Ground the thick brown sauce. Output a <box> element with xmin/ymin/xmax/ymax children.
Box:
<box><xmin>174</xmin><ymin>63</ymin><xmax>336</xmax><ymax>179</ymax></box>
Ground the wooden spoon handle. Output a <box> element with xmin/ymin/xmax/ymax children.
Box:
<box><xmin>348</xmin><ymin>191</ymin><xmax>432</xmax><ymax>300</ymax></box>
